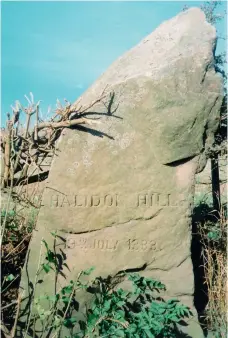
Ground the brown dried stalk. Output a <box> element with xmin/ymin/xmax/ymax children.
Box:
<box><xmin>37</xmin><ymin>117</ymin><xmax>101</xmax><ymax>130</ymax></box>
<box><xmin>0</xmin><ymin>319</ymin><xmax>11</xmax><ymax>338</ymax></box>
<box><xmin>13</xmin><ymin>113</ymin><xmax>31</xmax><ymax>174</ymax></box>
<box><xmin>3</xmin><ymin>119</ymin><xmax>13</xmax><ymax>187</ymax></box>
<box><xmin>2</xmin><ymin>87</ymin><xmax>111</xmax><ymax>189</ymax></box>
<box><xmin>199</xmin><ymin>203</ymin><xmax>227</xmax><ymax>335</ymax></box>
<box><xmin>10</xmin><ymin>292</ymin><xmax>23</xmax><ymax>338</ymax></box>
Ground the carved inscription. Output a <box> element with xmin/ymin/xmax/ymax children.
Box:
<box><xmin>128</xmin><ymin>239</ymin><xmax>158</xmax><ymax>252</ymax></box>
<box><xmin>66</xmin><ymin>238</ymin><xmax>161</xmax><ymax>252</ymax></box>
<box><xmin>50</xmin><ymin>194</ymin><xmax>119</xmax><ymax>207</ymax></box>
<box><xmin>137</xmin><ymin>193</ymin><xmax>187</xmax><ymax>207</ymax></box>
<box><xmin>67</xmin><ymin>238</ymin><xmax>119</xmax><ymax>251</ymax></box>
<box><xmin>137</xmin><ymin>193</ymin><xmax>171</xmax><ymax>207</ymax></box>
<box><xmin>50</xmin><ymin>192</ymin><xmax>187</xmax><ymax>208</ymax></box>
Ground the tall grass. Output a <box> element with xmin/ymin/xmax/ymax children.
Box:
<box><xmin>199</xmin><ymin>204</ymin><xmax>227</xmax><ymax>337</ymax></box>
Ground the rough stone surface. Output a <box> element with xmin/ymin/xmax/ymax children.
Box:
<box><xmin>19</xmin><ymin>8</ymin><xmax>223</xmax><ymax>338</ymax></box>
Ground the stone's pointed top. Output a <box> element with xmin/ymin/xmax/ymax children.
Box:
<box><xmin>74</xmin><ymin>7</ymin><xmax>218</xmax><ymax>110</ymax></box>
<box><xmin>168</xmin><ymin>7</ymin><xmax>208</xmax><ymax>23</ymax></box>
<box><xmin>73</xmin><ymin>7</ymin><xmax>222</xmax><ymax>164</ymax></box>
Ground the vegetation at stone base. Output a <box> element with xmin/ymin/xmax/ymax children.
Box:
<box><xmin>192</xmin><ymin>199</ymin><xmax>227</xmax><ymax>338</ymax></box>
<box><xmin>15</xmin><ymin>234</ymin><xmax>193</xmax><ymax>338</ymax></box>
<box><xmin>0</xmin><ymin>208</ymin><xmax>36</xmax><ymax>335</ymax></box>
<box><xmin>81</xmin><ymin>275</ymin><xmax>191</xmax><ymax>338</ymax></box>
<box><xmin>1</xmin><ymin>227</ymin><xmax>193</xmax><ymax>338</ymax></box>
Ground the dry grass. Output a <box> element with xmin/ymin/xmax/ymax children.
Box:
<box><xmin>199</xmin><ymin>205</ymin><xmax>227</xmax><ymax>337</ymax></box>
<box><xmin>0</xmin><ymin>182</ymin><xmax>41</xmax><ymax>335</ymax></box>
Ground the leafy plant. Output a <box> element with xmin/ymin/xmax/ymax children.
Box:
<box><xmin>77</xmin><ymin>273</ymin><xmax>192</xmax><ymax>338</ymax></box>
<box><xmin>19</xmin><ymin>237</ymin><xmax>193</xmax><ymax>338</ymax></box>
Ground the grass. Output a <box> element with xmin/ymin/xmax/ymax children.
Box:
<box><xmin>192</xmin><ymin>184</ymin><xmax>227</xmax><ymax>338</ymax></box>
<box><xmin>198</xmin><ymin>206</ymin><xmax>227</xmax><ymax>337</ymax></box>
<box><xmin>1</xmin><ymin>205</ymin><xmax>37</xmax><ymax>334</ymax></box>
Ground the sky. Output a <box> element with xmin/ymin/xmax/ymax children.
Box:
<box><xmin>1</xmin><ymin>1</ymin><xmax>227</xmax><ymax>126</ymax></box>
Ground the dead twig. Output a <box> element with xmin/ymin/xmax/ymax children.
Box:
<box><xmin>4</xmin><ymin>233</ymin><xmax>32</xmax><ymax>260</ymax></box>
<box><xmin>37</xmin><ymin>117</ymin><xmax>101</xmax><ymax>130</ymax></box>
<box><xmin>2</xmin><ymin>88</ymin><xmax>112</xmax><ymax>189</ymax></box>
<box><xmin>10</xmin><ymin>292</ymin><xmax>23</xmax><ymax>338</ymax></box>
<box><xmin>0</xmin><ymin>319</ymin><xmax>11</xmax><ymax>338</ymax></box>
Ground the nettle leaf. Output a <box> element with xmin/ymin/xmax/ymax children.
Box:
<box><xmin>128</xmin><ymin>273</ymin><xmax>141</xmax><ymax>283</ymax></box>
<box><xmin>116</xmin><ymin>300</ymin><xmax>125</xmax><ymax>307</ymax></box>
<box><xmin>103</xmin><ymin>299</ymin><xmax>112</xmax><ymax>311</ymax></box>
<box><xmin>53</xmin><ymin>315</ymin><xmax>61</xmax><ymax>328</ymax></box>
<box><xmin>46</xmin><ymin>250</ymin><xmax>56</xmax><ymax>263</ymax></box>
<box><xmin>117</xmin><ymin>289</ymin><xmax>130</xmax><ymax>299</ymax></box>
<box><xmin>167</xmin><ymin>298</ymin><xmax>179</xmax><ymax>304</ymax></box>
<box><xmin>87</xmin><ymin>313</ymin><xmax>99</xmax><ymax>329</ymax></box>
<box><xmin>36</xmin><ymin>304</ymin><xmax>45</xmax><ymax>316</ymax></box>
<box><xmin>44</xmin><ymin>310</ymin><xmax>52</xmax><ymax>317</ymax></box>
<box><xmin>207</xmin><ymin>231</ymin><xmax>220</xmax><ymax>241</ymax></box>
<box><xmin>82</xmin><ymin>267</ymin><xmax>95</xmax><ymax>275</ymax></box>
<box><xmin>51</xmin><ymin>231</ymin><xmax>57</xmax><ymax>238</ymax></box>
<box><xmin>6</xmin><ymin>274</ymin><xmax>15</xmax><ymax>281</ymax></box>
<box><xmin>1</xmin><ymin>210</ymin><xmax>6</xmax><ymax>217</ymax></box>
<box><xmin>37</xmin><ymin>295</ymin><xmax>51</xmax><ymax>301</ymax></box>
<box><xmin>48</xmin><ymin>294</ymin><xmax>59</xmax><ymax>302</ymax></box>
<box><xmin>79</xmin><ymin>284</ymin><xmax>88</xmax><ymax>290</ymax></box>
<box><xmin>63</xmin><ymin>317</ymin><xmax>77</xmax><ymax>328</ymax></box>
<box><xmin>133</xmin><ymin>334</ymin><xmax>140</xmax><ymax>338</ymax></box>
<box><xmin>115</xmin><ymin>329</ymin><xmax>125</xmax><ymax>337</ymax></box>
<box><xmin>134</xmin><ymin>286</ymin><xmax>142</xmax><ymax>295</ymax></box>
<box><xmin>115</xmin><ymin>310</ymin><xmax>125</xmax><ymax>319</ymax></box>
<box><xmin>186</xmin><ymin>309</ymin><xmax>192</xmax><ymax>316</ymax></box>
<box><xmin>61</xmin><ymin>284</ymin><xmax>73</xmax><ymax>295</ymax></box>
<box><xmin>157</xmin><ymin>307</ymin><xmax>166</xmax><ymax>315</ymax></box>
<box><xmin>62</xmin><ymin>296</ymin><xmax>71</xmax><ymax>304</ymax></box>
<box><xmin>148</xmin><ymin>279</ymin><xmax>165</xmax><ymax>290</ymax></box>
<box><xmin>92</xmin><ymin>307</ymin><xmax>100</xmax><ymax>316</ymax></box>
<box><xmin>169</xmin><ymin>315</ymin><xmax>181</xmax><ymax>322</ymax></box>
<box><xmin>42</xmin><ymin>239</ymin><xmax>49</xmax><ymax>251</ymax></box>
<box><xmin>35</xmin><ymin>304</ymin><xmax>52</xmax><ymax>320</ymax></box>
<box><xmin>42</xmin><ymin>263</ymin><xmax>51</xmax><ymax>273</ymax></box>
<box><xmin>144</xmin><ymin>329</ymin><xmax>155</xmax><ymax>338</ymax></box>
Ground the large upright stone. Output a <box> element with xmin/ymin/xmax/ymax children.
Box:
<box><xmin>19</xmin><ymin>8</ymin><xmax>223</xmax><ymax>337</ymax></box>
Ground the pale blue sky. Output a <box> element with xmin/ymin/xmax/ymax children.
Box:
<box><xmin>1</xmin><ymin>1</ymin><xmax>227</xmax><ymax>126</ymax></box>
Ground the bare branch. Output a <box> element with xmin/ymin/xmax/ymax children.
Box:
<box><xmin>37</xmin><ymin>117</ymin><xmax>101</xmax><ymax>130</ymax></box>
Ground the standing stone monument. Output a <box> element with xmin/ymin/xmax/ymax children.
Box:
<box><xmin>19</xmin><ymin>8</ymin><xmax>223</xmax><ymax>337</ymax></box>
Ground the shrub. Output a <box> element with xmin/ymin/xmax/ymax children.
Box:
<box><xmin>16</xmin><ymin>235</ymin><xmax>193</xmax><ymax>337</ymax></box>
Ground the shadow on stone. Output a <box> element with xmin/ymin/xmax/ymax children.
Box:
<box><xmin>71</xmin><ymin>124</ymin><xmax>115</xmax><ymax>140</ymax></box>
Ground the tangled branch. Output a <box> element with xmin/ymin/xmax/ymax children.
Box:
<box><xmin>1</xmin><ymin>87</ymin><xmax>113</xmax><ymax>188</ymax></box>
